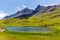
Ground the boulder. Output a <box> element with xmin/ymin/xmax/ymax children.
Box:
<box><xmin>0</xmin><ymin>28</ymin><xmax>7</xmax><ymax>32</ymax></box>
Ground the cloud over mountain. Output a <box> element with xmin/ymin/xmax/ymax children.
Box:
<box><xmin>0</xmin><ymin>11</ymin><xmax>8</xmax><ymax>19</ymax></box>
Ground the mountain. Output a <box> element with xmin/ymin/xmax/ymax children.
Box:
<box><xmin>3</xmin><ymin>4</ymin><xmax>60</xmax><ymax>19</ymax></box>
<box><xmin>15</xmin><ymin>5</ymin><xmax>59</xmax><ymax>19</ymax></box>
<box><xmin>3</xmin><ymin>8</ymin><xmax>34</xmax><ymax>19</ymax></box>
<box><xmin>3</xmin><ymin>5</ymin><xmax>45</xmax><ymax>19</ymax></box>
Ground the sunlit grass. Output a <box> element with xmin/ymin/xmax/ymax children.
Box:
<box><xmin>0</xmin><ymin>31</ymin><xmax>60</xmax><ymax>40</ymax></box>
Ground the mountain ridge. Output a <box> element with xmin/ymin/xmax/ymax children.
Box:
<box><xmin>3</xmin><ymin>4</ymin><xmax>60</xmax><ymax>19</ymax></box>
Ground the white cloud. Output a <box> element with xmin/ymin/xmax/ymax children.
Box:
<box><xmin>15</xmin><ymin>5</ymin><xmax>28</xmax><ymax>12</ymax></box>
<box><xmin>21</xmin><ymin>5</ymin><xmax>28</xmax><ymax>8</ymax></box>
<box><xmin>0</xmin><ymin>11</ymin><xmax>8</xmax><ymax>19</ymax></box>
<box><xmin>44</xmin><ymin>4</ymin><xmax>56</xmax><ymax>6</ymax></box>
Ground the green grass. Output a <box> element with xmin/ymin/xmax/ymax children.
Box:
<box><xmin>0</xmin><ymin>31</ymin><xmax>60</xmax><ymax>40</ymax></box>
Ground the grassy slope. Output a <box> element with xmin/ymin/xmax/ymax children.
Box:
<box><xmin>36</xmin><ymin>8</ymin><xmax>60</xmax><ymax>30</ymax></box>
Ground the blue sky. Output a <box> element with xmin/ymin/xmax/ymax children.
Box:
<box><xmin>0</xmin><ymin>0</ymin><xmax>60</xmax><ymax>19</ymax></box>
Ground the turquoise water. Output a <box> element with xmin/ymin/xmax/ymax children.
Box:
<box><xmin>5</xmin><ymin>27</ymin><xmax>52</xmax><ymax>32</ymax></box>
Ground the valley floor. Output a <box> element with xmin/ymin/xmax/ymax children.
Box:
<box><xmin>0</xmin><ymin>31</ymin><xmax>60</xmax><ymax>40</ymax></box>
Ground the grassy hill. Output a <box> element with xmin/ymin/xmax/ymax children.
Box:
<box><xmin>35</xmin><ymin>8</ymin><xmax>60</xmax><ymax>30</ymax></box>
